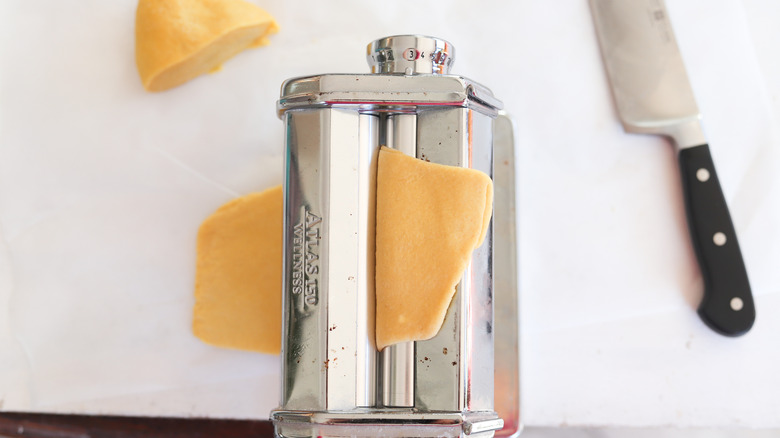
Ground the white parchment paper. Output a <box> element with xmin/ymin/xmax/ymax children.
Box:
<box><xmin>1</xmin><ymin>0</ymin><xmax>778</xmax><ymax>427</ymax></box>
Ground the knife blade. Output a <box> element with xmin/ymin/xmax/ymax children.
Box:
<box><xmin>589</xmin><ymin>0</ymin><xmax>755</xmax><ymax>336</ymax></box>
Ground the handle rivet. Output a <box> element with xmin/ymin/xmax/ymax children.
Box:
<box><xmin>730</xmin><ymin>297</ymin><xmax>744</xmax><ymax>311</ymax></box>
<box><xmin>713</xmin><ymin>232</ymin><xmax>727</xmax><ymax>246</ymax></box>
<box><xmin>696</xmin><ymin>168</ymin><xmax>710</xmax><ymax>182</ymax></box>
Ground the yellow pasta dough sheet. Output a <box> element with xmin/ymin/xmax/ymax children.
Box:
<box><xmin>375</xmin><ymin>147</ymin><xmax>493</xmax><ymax>350</ymax></box>
<box><xmin>192</xmin><ymin>149</ymin><xmax>491</xmax><ymax>354</ymax></box>
<box><xmin>193</xmin><ymin>185</ymin><xmax>282</xmax><ymax>354</ymax></box>
<box><xmin>135</xmin><ymin>0</ymin><xmax>278</xmax><ymax>92</ymax></box>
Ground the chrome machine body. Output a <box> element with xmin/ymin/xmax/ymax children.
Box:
<box><xmin>272</xmin><ymin>35</ymin><xmax>519</xmax><ymax>438</ymax></box>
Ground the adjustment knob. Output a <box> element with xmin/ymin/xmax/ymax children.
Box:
<box><xmin>367</xmin><ymin>35</ymin><xmax>455</xmax><ymax>75</ymax></box>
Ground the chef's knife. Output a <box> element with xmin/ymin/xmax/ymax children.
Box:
<box><xmin>589</xmin><ymin>0</ymin><xmax>755</xmax><ymax>336</ymax></box>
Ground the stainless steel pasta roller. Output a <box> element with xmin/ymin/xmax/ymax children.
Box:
<box><xmin>272</xmin><ymin>35</ymin><xmax>520</xmax><ymax>438</ymax></box>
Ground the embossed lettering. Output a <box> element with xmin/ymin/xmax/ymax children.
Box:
<box><xmin>291</xmin><ymin>222</ymin><xmax>305</xmax><ymax>295</ymax></box>
<box><xmin>291</xmin><ymin>207</ymin><xmax>322</xmax><ymax>308</ymax></box>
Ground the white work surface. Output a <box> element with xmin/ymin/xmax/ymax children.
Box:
<box><xmin>1</xmin><ymin>0</ymin><xmax>779</xmax><ymax>428</ymax></box>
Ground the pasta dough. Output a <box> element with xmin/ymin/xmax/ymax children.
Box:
<box><xmin>192</xmin><ymin>148</ymin><xmax>491</xmax><ymax>353</ymax></box>
<box><xmin>135</xmin><ymin>0</ymin><xmax>278</xmax><ymax>92</ymax></box>
<box><xmin>375</xmin><ymin>147</ymin><xmax>493</xmax><ymax>350</ymax></box>
<box><xmin>193</xmin><ymin>185</ymin><xmax>282</xmax><ymax>353</ymax></box>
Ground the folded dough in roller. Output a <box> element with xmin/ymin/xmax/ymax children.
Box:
<box><xmin>375</xmin><ymin>147</ymin><xmax>493</xmax><ymax>351</ymax></box>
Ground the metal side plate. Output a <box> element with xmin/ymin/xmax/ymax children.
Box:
<box><xmin>492</xmin><ymin>112</ymin><xmax>521</xmax><ymax>437</ymax></box>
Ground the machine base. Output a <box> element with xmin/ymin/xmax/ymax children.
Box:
<box><xmin>272</xmin><ymin>409</ymin><xmax>503</xmax><ymax>438</ymax></box>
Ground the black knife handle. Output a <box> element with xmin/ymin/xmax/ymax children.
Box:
<box><xmin>679</xmin><ymin>144</ymin><xmax>755</xmax><ymax>336</ymax></box>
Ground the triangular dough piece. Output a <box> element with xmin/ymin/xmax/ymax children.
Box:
<box><xmin>375</xmin><ymin>147</ymin><xmax>493</xmax><ymax>350</ymax></box>
<box><xmin>135</xmin><ymin>0</ymin><xmax>279</xmax><ymax>92</ymax></box>
<box><xmin>193</xmin><ymin>185</ymin><xmax>282</xmax><ymax>353</ymax></box>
